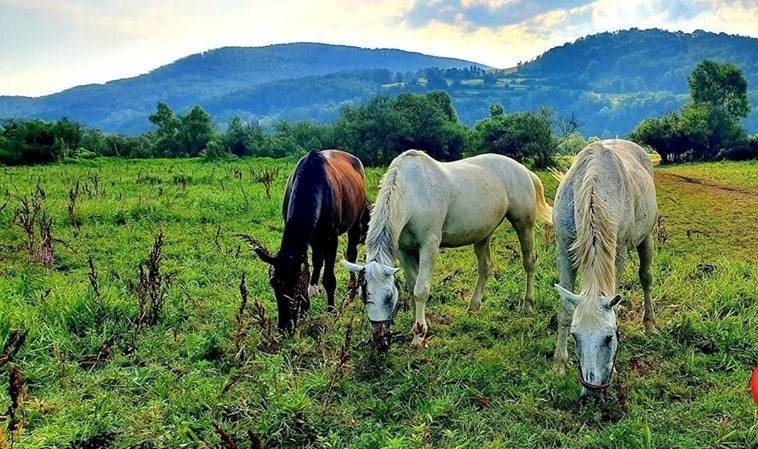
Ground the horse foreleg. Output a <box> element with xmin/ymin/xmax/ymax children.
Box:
<box><xmin>345</xmin><ymin>219</ymin><xmax>362</xmax><ymax>291</ymax></box>
<box><xmin>469</xmin><ymin>236</ymin><xmax>493</xmax><ymax>313</ymax></box>
<box><xmin>411</xmin><ymin>241</ymin><xmax>439</xmax><ymax>348</ymax></box>
<box><xmin>553</xmin><ymin>240</ymin><xmax>576</xmax><ymax>375</ymax></box>
<box><xmin>397</xmin><ymin>249</ymin><xmax>419</xmax><ymax>313</ymax></box>
<box><xmin>637</xmin><ymin>234</ymin><xmax>657</xmax><ymax>334</ymax></box>
<box><xmin>322</xmin><ymin>236</ymin><xmax>339</xmax><ymax>312</ymax></box>
<box><xmin>513</xmin><ymin>219</ymin><xmax>536</xmax><ymax>312</ymax></box>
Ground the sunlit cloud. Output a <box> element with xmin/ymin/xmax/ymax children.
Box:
<box><xmin>0</xmin><ymin>0</ymin><xmax>755</xmax><ymax>96</ymax></box>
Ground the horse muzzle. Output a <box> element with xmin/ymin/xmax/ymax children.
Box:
<box><xmin>370</xmin><ymin>320</ymin><xmax>392</xmax><ymax>352</ymax></box>
<box><xmin>577</xmin><ymin>366</ymin><xmax>613</xmax><ymax>401</ymax></box>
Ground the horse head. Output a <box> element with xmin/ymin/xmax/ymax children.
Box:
<box><xmin>343</xmin><ymin>260</ymin><xmax>400</xmax><ymax>351</ymax></box>
<box><xmin>240</xmin><ymin>234</ymin><xmax>310</xmax><ymax>334</ymax></box>
<box><xmin>555</xmin><ymin>284</ymin><xmax>621</xmax><ymax>401</ymax></box>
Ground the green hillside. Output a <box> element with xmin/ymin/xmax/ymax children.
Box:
<box><xmin>1</xmin><ymin>29</ymin><xmax>757</xmax><ymax>137</ymax></box>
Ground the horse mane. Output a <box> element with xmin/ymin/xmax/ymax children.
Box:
<box><xmin>282</xmin><ymin>150</ymin><xmax>326</xmax><ymax>249</ymax></box>
<box><xmin>567</xmin><ymin>145</ymin><xmax>619</xmax><ymax>324</ymax></box>
<box><xmin>366</xmin><ymin>151</ymin><xmax>420</xmax><ymax>267</ymax></box>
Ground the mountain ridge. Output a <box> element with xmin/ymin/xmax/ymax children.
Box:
<box><xmin>1</xmin><ymin>29</ymin><xmax>756</xmax><ymax>136</ymax></box>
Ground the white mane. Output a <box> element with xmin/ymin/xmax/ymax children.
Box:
<box><xmin>567</xmin><ymin>144</ymin><xmax>619</xmax><ymax>325</ymax></box>
<box><xmin>365</xmin><ymin>151</ymin><xmax>419</xmax><ymax>269</ymax></box>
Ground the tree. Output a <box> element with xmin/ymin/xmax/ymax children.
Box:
<box><xmin>686</xmin><ymin>60</ymin><xmax>750</xmax><ymax>159</ymax></box>
<box><xmin>222</xmin><ymin>116</ymin><xmax>267</xmax><ymax>157</ymax></box>
<box><xmin>489</xmin><ymin>103</ymin><xmax>504</xmax><ymax>117</ymax></box>
<box><xmin>629</xmin><ymin>113</ymin><xmax>687</xmax><ymax>164</ymax></box>
<box><xmin>688</xmin><ymin>60</ymin><xmax>750</xmax><ymax>120</ymax></box>
<box><xmin>631</xmin><ymin>60</ymin><xmax>751</xmax><ymax>162</ymax></box>
<box><xmin>471</xmin><ymin>107</ymin><xmax>580</xmax><ymax>168</ymax></box>
<box><xmin>148</xmin><ymin>102</ymin><xmax>181</xmax><ymax>157</ymax></box>
<box><xmin>179</xmin><ymin>106</ymin><xmax>216</xmax><ymax>157</ymax></box>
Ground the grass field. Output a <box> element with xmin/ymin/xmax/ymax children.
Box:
<box><xmin>0</xmin><ymin>157</ymin><xmax>756</xmax><ymax>448</ymax></box>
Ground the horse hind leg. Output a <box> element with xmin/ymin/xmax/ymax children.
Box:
<box><xmin>322</xmin><ymin>236</ymin><xmax>339</xmax><ymax>312</ymax></box>
<box><xmin>512</xmin><ymin>216</ymin><xmax>537</xmax><ymax>312</ymax></box>
<box><xmin>637</xmin><ymin>234</ymin><xmax>657</xmax><ymax>334</ymax></box>
<box><xmin>308</xmin><ymin>244</ymin><xmax>324</xmax><ymax>300</ymax></box>
<box><xmin>468</xmin><ymin>236</ymin><xmax>493</xmax><ymax>313</ymax></box>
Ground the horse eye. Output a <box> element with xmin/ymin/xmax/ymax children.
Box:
<box><xmin>604</xmin><ymin>335</ymin><xmax>614</xmax><ymax>346</ymax></box>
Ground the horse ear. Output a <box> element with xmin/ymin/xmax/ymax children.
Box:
<box><xmin>254</xmin><ymin>248</ymin><xmax>276</xmax><ymax>265</ymax></box>
<box><xmin>608</xmin><ymin>294</ymin><xmax>622</xmax><ymax>308</ymax></box>
<box><xmin>554</xmin><ymin>284</ymin><xmax>580</xmax><ymax>307</ymax></box>
<box><xmin>341</xmin><ymin>260</ymin><xmax>365</xmax><ymax>274</ymax></box>
<box><xmin>380</xmin><ymin>264</ymin><xmax>400</xmax><ymax>277</ymax></box>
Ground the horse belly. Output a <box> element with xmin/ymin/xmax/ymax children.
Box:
<box><xmin>440</xmin><ymin>189</ymin><xmax>508</xmax><ymax>247</ymax></box>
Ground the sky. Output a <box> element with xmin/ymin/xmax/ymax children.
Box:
<box><xmin>1</xmin><ymin>0</ymin><xmax>756</xmax><ymax>97</ymax></box>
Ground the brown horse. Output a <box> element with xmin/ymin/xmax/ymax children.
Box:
<box><xmin>253</xmin><ymin>149</ymin><xmax>369</xmax><ymax>334</ymax></box>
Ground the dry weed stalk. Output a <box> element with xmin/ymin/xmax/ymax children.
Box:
<box><xmin>323</xmin><ymin>318</ymin><xmax>353</xmax><ymax>406</ymax></box>
<box><xmin>655</xmin><ymin>215</ymin><xmax>668</xmax><ymax>250</ymax></box>
<box><xmin>79</xmin><ymin>339</ymin><xmax>113</xmax><ymax>369</ymax></box>
<box><xmin>67</xmin><ymin>180</ymin><xmax>81</xmax><ymax>231</ymax></box>
<box><xmin>252</xmin><ymin>166</ymin><xmax>280</xmax><ymax>200</ymax></box>
<box><xmin>252</xmin><ymin>300</ymin><xmax>278</xmax><ymax>352</ymax></box>
<box><xmin>213</xmin><ymin>423</ymin><xmax>263</xmax><ymax>449</ymax></box>
<box><xmin>232</xmin><ymin>273</ymin><xmax>250</xmax><ymax>365</ymax></box>
<box><xmin>0</xmin><ymin>331</ymin><xmax>28</xmax><ymax>369</ymax></box>
<box><xmin>6</xmin><ymin>366</ymin><xmax>25</xmax><ymax>446</ymax></box>
<box><xmin>132</xmin><ymin>232</ymin><xmax>173</xmax><ymax>344</ymax></box>
<box><xmin>87</xmin><ymin>256</ymin><xmax>103</xmax><ymax>309</ymax></box>
<box><xmin>213</xmin><ymin>423</ymin><xmax>239</xmax><ymax>449</ymax></box>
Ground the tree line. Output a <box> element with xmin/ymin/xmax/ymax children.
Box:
<box><xmin>1</xmin><ymin>60</ymin><xmax>755</xmax><ymax>167</ymax></box>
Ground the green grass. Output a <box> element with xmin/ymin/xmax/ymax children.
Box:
<box><xmin>0</xmin><ymin>157</ymin><xmax>756</xmax><ymax>448</ymax></box>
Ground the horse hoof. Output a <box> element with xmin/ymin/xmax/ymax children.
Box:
<box><xmin>468</xmin><ymin>302</ymin><xmax>481</xmax><ymax>313</ymax></box>
<box><xmin>552</xmin><ymin>363</ymin><xmax>566</xmax><ymax>376</ymax></box>
<box><xmin>410</xmin><ymin>336</ymin><xmax>427</xmax><ymax>348</ymax></box>
<box><xmin>644</xmin><ymin>321</ymin><xmax>659</xmax><ymax>334</ymax></box>
<box><xmin>522</xmin><ymin>303</ymin><xmax>534</xmax><ymax>313</ymax></box>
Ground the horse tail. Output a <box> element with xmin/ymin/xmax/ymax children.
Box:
<box><xmin>529</xmin><ymin>171</ymin><xmax>553</xmax><ymax>225</ymax></box>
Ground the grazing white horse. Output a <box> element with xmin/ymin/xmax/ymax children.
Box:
<box><xmin>343</xmin><ymin>150</ymin><xmax>553</xmax><ymax>349</ymax></box>
<box><xmin>552</xmin><ymin>139</ymin><xmax>658</xmax><ymax>400</ymax></box>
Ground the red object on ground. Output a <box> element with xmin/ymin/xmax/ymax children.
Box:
<box><xmin>751</xmin><ymin>366</ymin><xmax>758</xmax><ymax>405</ymax></box>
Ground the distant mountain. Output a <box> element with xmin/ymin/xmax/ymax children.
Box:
<box><xmin>519</xmin><ymin>28</ymin><xmax>758</xmax><ymax>93</ymax></box>
<box><xmin>1</xmin><ymin>29</ymin><xmax>757</xmax><ymax>137</ymax></box>
<box><xmin>0</xmin><ymin>43</ymin><xmax>484</xmax><ymax>132</ymax></box>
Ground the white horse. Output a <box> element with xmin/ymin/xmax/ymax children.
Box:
<box><xmin>343</xmin><ymin>150</ymin><xmax>553</xmax><ymax>349</ymax></box>
<box><xmin>552</xmin><ymin>139</ymin><xmax>658</xmax><ymax>400</ymax></box>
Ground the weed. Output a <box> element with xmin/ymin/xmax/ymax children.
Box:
<box><xmin>0</xmin><ymin>331</ymin><xmax>27</xmax><ymax>369</ymax></box>
<box><xmin>131</xmin><ymin>232</ymin><xmax>172</xmax><ymax>346</ymax></box>
<box><xmin>232</xmin><ymin>272</ymin><xmax>250</xmax><ymax>365</ymax></box>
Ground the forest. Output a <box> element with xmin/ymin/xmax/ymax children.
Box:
<box><xmin>1</xmin><ymin>60</ymin><xmax>755</xmax><ymax>167</ymax></box>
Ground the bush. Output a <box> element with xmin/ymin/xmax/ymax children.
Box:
<box><xmin>720</xmin><ymin>136</ymin><xmax>758</xmax><ymax>161</ymax></box>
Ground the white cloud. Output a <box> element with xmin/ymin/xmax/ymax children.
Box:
<box><xmin>0</xmin><ymin>0</ymin><xmax>755</xmax><ymax>96</ymax></box>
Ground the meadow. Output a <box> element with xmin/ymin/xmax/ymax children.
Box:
<box><xmin>0</xmin><ymin>156</ymin><xmax>756</xmax><ymax>448</ymax></box>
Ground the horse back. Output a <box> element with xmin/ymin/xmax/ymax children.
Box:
<box><xmin>322</xmin><ymin>150</ymin><xmax>368</xmax><ymax>233</ymax></box>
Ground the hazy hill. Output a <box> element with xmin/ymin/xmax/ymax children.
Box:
<box><xmin>0</xmin><ymin>43</ymin><xmax>483</xmax><ymax>132</ymax></box>
<box><xmin>1</xmin><ymin>29</ymin><xmax>756</xmax><ymax>136</ymax></box>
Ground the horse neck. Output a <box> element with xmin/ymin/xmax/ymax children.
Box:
<box><xmin>569</xmin><ymin>150</ymin><xmax>619</xmax><ymax>303</ymax></box>
<box><xmin>280</xmin><ymin>175</ymin><xmax>324</xmax><ymax>257</ymax></box>
<box><xmin>366</xmin><ymin>165</ymin><xmax>407</xmax><ymax>267</ymax></box>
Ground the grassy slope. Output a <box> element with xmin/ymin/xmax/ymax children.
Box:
<box><xmin>0</xmin><ymin>158</ymin><xmax>756</xmax><ymax>448</ymax></box>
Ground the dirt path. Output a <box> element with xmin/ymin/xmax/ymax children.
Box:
<box><xmin>655</xmin><ymin>171</ymin><xmax>758</xmax><ymax>262</ymax></box>
<box><xmin>656</xmin><ymin>172</ymin><xmax>758</xmax><ymax>199</ymax></box>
